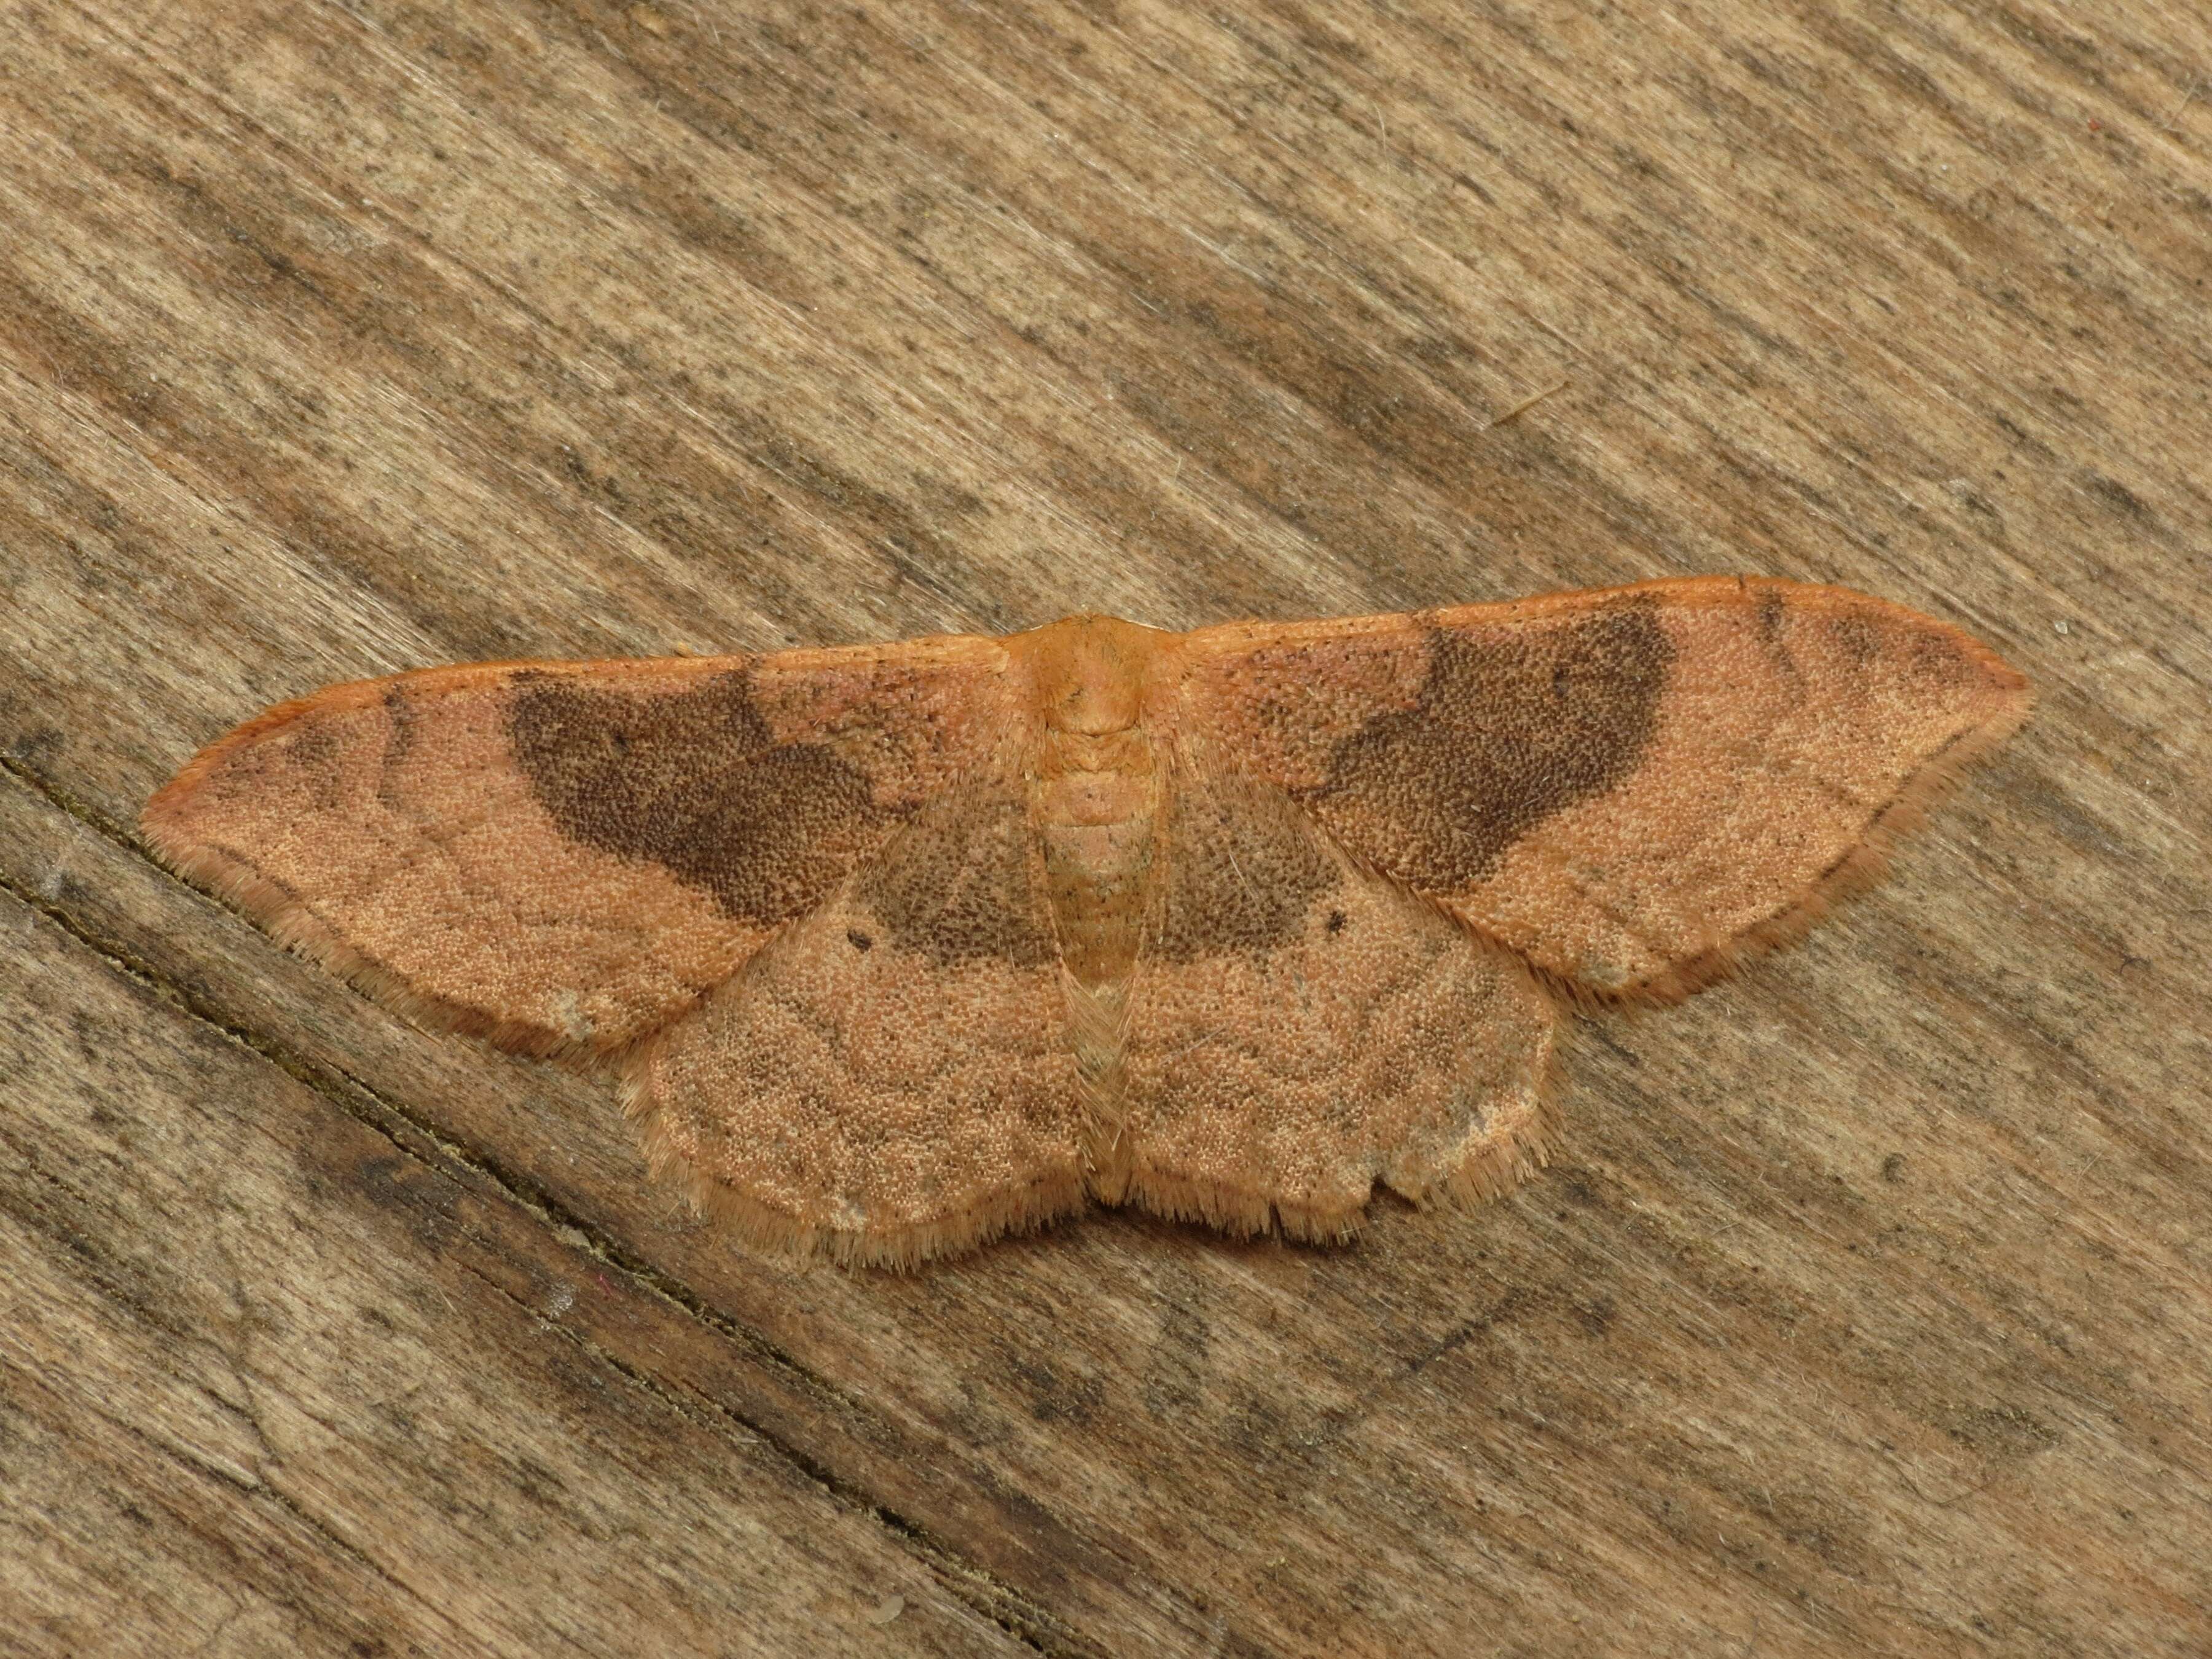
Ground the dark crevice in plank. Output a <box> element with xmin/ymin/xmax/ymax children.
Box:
<box><xmin>444</xmin><ymin>1254</ymin><xmax>1069</xmax><ymax>1657</ymax></box>
<box><xmin>0</xmin><ymin>751</ymin><xmax>1081</xmax><ymax>1659</ymax></box>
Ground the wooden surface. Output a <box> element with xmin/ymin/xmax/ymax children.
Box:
<box><xmin>3</xmin><ymin>1</ymin><xmax>2208</xmax><ymax>1653</ymax></box>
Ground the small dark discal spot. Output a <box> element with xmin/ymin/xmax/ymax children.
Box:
<box><xmin>847</xmin><ymin>928</ymin><xmax>874</xmax><ymax>952</ymax></box>
<box><xmin>1326</xmin><ymin>909</ymin><xmax>1347</xmax><ymax>933</ymax></box>
<box><xmin>1881</xmin><ymin>1152</ymin><xmax>1907</xmax><ymax>1182</ymax></box>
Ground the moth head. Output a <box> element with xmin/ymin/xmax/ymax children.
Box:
<box><xmin>1008</xmin><ymin>613</ymin><xmax>1173</xmax><ymax>736</ymax></box>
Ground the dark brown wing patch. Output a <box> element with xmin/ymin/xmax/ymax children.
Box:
<box><xmin>1181</xmin><ymin>578</ymin><xmax>2029</xmax><ymax>1001</ymax></box>
<box><xmin>1293</xmin><ymin>598</ymin><xmax>1673</xmax><ymax>889</ymax></box>
<box><xmin>508</xmin><ymin>669</ymin><xmax>900</xmax><ymax>926</ymax></box>
<box><xmin>144</xmin><ymin>639</ymin><xmax>1010</xmax><ymax>1061</ymax></box>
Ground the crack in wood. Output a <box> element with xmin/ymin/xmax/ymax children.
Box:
<box><xmin>0</xmin><ymin>758</ymin><xmax>1081</xmax><ymax>1657</ymax></box>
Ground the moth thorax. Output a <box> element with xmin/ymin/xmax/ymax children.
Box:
<box><xmin>1035</xmin><ymin>726</ymin><xmax>1158</xmax><ymax>992</ymax></box>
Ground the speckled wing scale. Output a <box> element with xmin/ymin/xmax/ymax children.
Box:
<box><xmin>1182</xmin><ymin>579</ymin><xmax>2031</xmax><ymax>1000</ymax></box>
<box><xmin>630</xmin><ymin>738</ymin><xmax>1092</xmax><ymax>1263</ymax></box>
<box><xmin>141</xmin><ymin>634</ymin><xmax>1097</xmax><ymax>1264</ymax></box>
<box><xmin>1137</xmin><ymin>578</ymin><xmax>2031</xmax><ymax>1247</ymax></box>
<box><xmin>1108</xmin><ymin>734</ymin><xmax>1561</xmax><ymax>1245</ymax></box>
<box><xmin>144</xmin><ymin>576</ymin><xmax>2030</xmax><ymax>1266</ymax></box>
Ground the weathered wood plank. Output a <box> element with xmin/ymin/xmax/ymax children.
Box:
<box><xmin>0</xmin><ymin>873</ymin><xmax>1040</xmax><ymax>1656</ymax></box>
<box><xmin>3</xmin><ymin>0</ymin><xmax>2209</xmax><ymax>1653</ymax></box>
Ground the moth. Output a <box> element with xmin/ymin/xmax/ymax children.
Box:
<box><xmin>144</xmin><ymin>577</ymin><xmax>2030</xmax><ymax>1266</ymax></box>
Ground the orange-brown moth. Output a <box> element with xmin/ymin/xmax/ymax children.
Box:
<box><xmin>144</xmin><ymin>577</ymin><xmax>2030</xmax><ymax>1267</ymax></box>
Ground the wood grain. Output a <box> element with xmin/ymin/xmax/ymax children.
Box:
<box><xmin>3</xmin><ymin>1</ymin><xmax>2208</xmax><ymax>1653</ymax></box>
